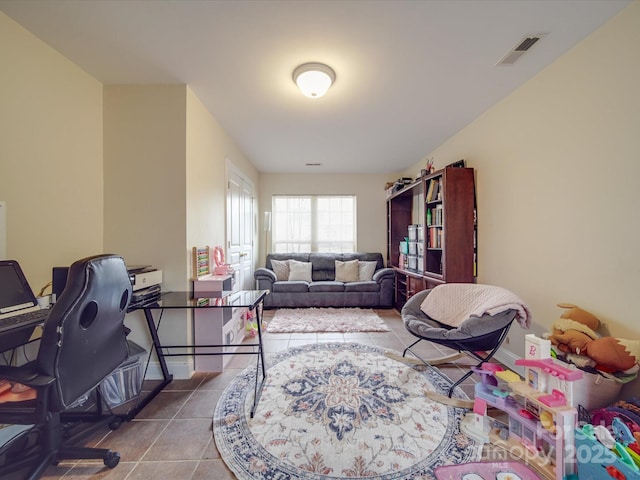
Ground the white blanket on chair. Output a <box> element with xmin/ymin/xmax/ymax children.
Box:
<box><xmin>420</xmin><ymin>284</ymin><xmax>531</xmax><ymax>329</ymax></box>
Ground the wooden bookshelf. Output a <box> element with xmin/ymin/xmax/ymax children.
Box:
<box><xmin>387</xmin><ymin>166</ymin><xmax>476</xmax><ymax>310</ymax></box>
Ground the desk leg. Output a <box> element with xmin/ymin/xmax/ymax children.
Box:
<box><xmin>126</xmin><ymin>307</ymin><xmax>173</xmax><ymax>420</ymax></box>
<box><xmin>250</xmin><ymin>303</ymin><xmax>267</xmax><ymax>418</ymax></box>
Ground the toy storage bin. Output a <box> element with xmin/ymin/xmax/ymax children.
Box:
<box><xmin>550</xmin><ymin>354</ymin><xmax>624</xmax><ymax>411</ymax></box>
<box><xmin>572</xmin><ymin>370</ymin><xmax>623</xmax><ymax>411</ymax></box>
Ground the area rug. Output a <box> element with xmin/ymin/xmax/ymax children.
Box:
<box><xmin>213</xmin><ymin>342</ymin><xmax>481</xmax><ymax>479</ymax></box>
<box><xmin>265</xmin><ymin>307</ymin><xmax>390</xmax><ymax>333</ymax></box>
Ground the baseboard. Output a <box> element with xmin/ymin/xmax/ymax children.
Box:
<box><xmin>144</xmin><ymin>360</ymin><xmax>194</xmax><ymax>380</ymax></box>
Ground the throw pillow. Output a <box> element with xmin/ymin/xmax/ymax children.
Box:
<box><xmin>288</xmin><ymin>260</ymin><xmax>312</xmax><ymax>282</ymax></box>
<box><xmin>335</xmin><ymin>260</ymin><xmax>359</xmax><ymax>283</ymax></box>
<box><xmin>271</xmin><ymin>259</ymin><xmax>290</xmax><ymax>281</ymax></box>
<box><xmin>358</xmin><ymin>261</ymin><xmax>378</xmax><ymax>281</ymax></box>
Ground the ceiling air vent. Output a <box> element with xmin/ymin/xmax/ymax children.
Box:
<box><xmin>497</xmin><ymin>34</ymin><xmax>545</xmax><ymax>65</ymax></box>
<box><xmin>305</xmin><ymin>163</ymin><xmax>322</xmax><ymax>167</ymax></box>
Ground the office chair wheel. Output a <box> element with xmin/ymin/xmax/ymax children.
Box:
<box><xmin>108</xmin><ymin>417</ymin><xmax>122</xmax><ymax>430</ymax></box>
<box><xmin>104</xmin><ymin>450</ymin><xmax>120</xmax><ymax>468</ymax></box>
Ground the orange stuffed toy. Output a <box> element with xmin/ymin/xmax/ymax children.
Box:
<box><xmin>547</xmin><ymin>303</ymin><xmax>640</xmax><ymax>372</ymax></box>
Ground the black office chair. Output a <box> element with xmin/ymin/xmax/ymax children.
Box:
<box><xmin>0</xmin><ymin>254</ymin><xmax>132</xmax><ymax>480</ymax></box>
<box><xmin>401</xmin><ymin>285</ymin><xmax>528</xmax><ymax>402</ymax></box>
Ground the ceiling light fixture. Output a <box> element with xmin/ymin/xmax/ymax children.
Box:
<box><xmin>293</xmin><ymin>62</ymin><xmax>335</xmax><ymax>98</ymax></box>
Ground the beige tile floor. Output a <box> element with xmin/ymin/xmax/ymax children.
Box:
<box><xmin>37</xmin><ymin>308</ymin><xmax>488</xmax><ymax>480</ymax></box>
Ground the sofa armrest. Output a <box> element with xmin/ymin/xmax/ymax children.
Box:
<box><xmin>255</xmin><ymin>267</ymin><xmax>276</xmax><ymax>282</ymax></box>
<box><xmin>372</xmin><ymin>267</ymin><xmax>394</xmax><ymax>283</ymax></box>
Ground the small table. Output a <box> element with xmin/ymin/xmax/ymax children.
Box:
<box><xmin>131</xmin><ymin>289</ymin><xmax>269</xmax><ymax>419</ymax></box>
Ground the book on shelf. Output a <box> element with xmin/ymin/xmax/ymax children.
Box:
<box><xmin>426</xmin><ymin>178</ymin><xmax>442</xmax><ymax>203</ymax></box>
<box><xmin>426</xmin><ymin>179</ymin><xmax>436</xmax><ymax>202</ymax></box>
<box><xmin>428</xmin><ymin>227</ymin><xmax>443</xmax><ymax>249</ymax></box>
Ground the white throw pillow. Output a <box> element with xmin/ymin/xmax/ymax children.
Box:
<box><xmin>335</xmin><ymin>260</ymin><xmax>359</xmax><ymax>283</ymax></box>
<box><xmin>288</xmin><ymin>260</ymin><xmax>313</xmax><ymax>282</ymax></box>
<box><xmin>271</xmin><ymin>259</ymin><xmax>290</xmax><ymax>281</ymax></box>
<box><xmin>358</xmin><ymin>261</ymin><xmax>378</xmax><ymax>281</ymax></box>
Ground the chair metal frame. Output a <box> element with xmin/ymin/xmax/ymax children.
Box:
<box><xmin>401</xmin><ymin>288</ymin><xmax>517</xmax><ymax>399</ymax></box>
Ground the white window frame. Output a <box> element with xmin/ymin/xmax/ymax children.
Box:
<box><xmin>271</xmin><ymin>195</ymin><xmax>357</xmax><ymax>253</ymax></box>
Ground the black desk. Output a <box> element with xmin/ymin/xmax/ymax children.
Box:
<box><xmin>130</xmin><ymin>289</ymin><xmax>269</xmax><ymax>419</ymax></box>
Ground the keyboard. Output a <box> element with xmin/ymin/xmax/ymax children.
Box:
<box><xmin>0</xmin><ymin>309</ymin><xmax>49</xmax><ymax>334</ymax></box>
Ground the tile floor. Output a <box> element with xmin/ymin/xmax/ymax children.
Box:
<box><xmin>38</xmin><ymin>308</ymin><xmax>487</xmax><ymax>480</ymax></box>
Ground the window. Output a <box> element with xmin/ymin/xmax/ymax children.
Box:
<box><xmin>271</xmin><ymin>195</ymin><xmax>356</xmax><ymax>253</ymax></box>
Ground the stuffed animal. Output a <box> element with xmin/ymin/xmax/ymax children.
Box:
<box><xmin>547</xmin><ymin>303</ymin><xmax>640</xmax><ymax>372</ymax></box>
<box><xmin>557</xmin><ymin>302</ymin><xmax>600</xmax><ymax>331</ymax></box>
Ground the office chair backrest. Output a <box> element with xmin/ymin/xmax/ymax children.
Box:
<box><xmin>37</xmin><ymin>254</ymin><xmax>132</xmax><ymax>411</ymax></box>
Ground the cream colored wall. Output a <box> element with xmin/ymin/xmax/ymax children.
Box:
<box><xmin>103</xmin><ymin>85</ymin><xmax>188</xmax><ymax>289</ymax></box>
<box><xmin>103</xmin><ymin>85</ymin><xmax>190</xmax><ymax>376</ymax></box>
<box><xmin>403</xmin><ymin>1</ymin><xmax>640</xmax><ymax>383</ymax></box>
<box><xmin>0</xmin><ymin>13</ymin><xmax>103</xmax><ymax>291</ymax></box>
<box><xmin>185</xmin><ymin>88</ymin><xmax>259</xmax><ymax>275</ymax></box>
<box><xmin>258</xmin><ymin>173</ymin><xmax>396</xmax><ymax>263</ymax></box>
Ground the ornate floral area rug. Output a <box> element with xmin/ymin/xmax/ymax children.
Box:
<box><xmin>213</xmin><ymin>342</ymin><xmax>481</xmax><ymax>479</ymax></box>
<box><xmin>265</xmin><ymin>307</ymin><xmax>390</xmax><ymax>333</ymax></box>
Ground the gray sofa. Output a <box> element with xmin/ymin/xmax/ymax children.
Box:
<box><xmin>255</xmin><ymin>252</ymin><xmax>394</xmax><ymax>309</ymax></box>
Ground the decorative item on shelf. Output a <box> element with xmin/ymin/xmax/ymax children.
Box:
<box><xmin>213</xmin><ymin>246</ymin><xmax>233</xmax><ymax>275</ymax></box>
<box><xmin>425</xmin><ymin>157</ymin><xmax>435</xmax><ymax>174</ymax></box>
<box><xmin>446</xmin><ymin>159</ymin><xmax>466</xmax><ymax>168</ymax></box>
<box><xmin>193</xmin><ymin>246</ymin><xmax>212</xmax><ymax>279</ymax></box>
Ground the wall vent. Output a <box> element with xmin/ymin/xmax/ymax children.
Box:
<box><xmin>305</xmin><ymin>163</ymin><xmax>322</xmax><ymax>167</ymax></box>
<box><xmin>497</xmin><ymin>34</ymin><xmax>545</xmax><ymax>65</ymax></box>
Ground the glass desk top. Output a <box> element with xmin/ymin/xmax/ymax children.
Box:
<box><xmin>140</xmin><ymin>290</ymin><xmax>269</xmax><ymax>310</ymax></box>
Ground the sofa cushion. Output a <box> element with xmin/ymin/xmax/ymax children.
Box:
<box><xmin>272</xmin><ymin>281</ymin><xmax>309</xmax><ymax>293</ymax></box>
<box><xmin>267</xmin><ymin>253</ymin><xmax>310</xmax><ymax>269</ymax></box>
<box><xmin>358</xmin><ymin>261</ymin><xmax>378</xmax><ymax>281</ymax></box>
<box><xmin>288</xmin><ymin>260</ymin><xmax>312</xmax><ymax>282</ymax></box>
<box><xmin>335</xmin><ymin>260</ymin><xmax>359</xmax><ymax>282</ymax></box>
<box><xmin>343</xmin><ymin>252</ymin><xmax>385</xmax><ymax>270</ymax></box>
<box><xmin>309</xmin><ymin>281</ymin><xmax>345</xmax><ymax>293</ymax></box>
<box><xmin>271</xmin><ymin>259</ymin><xmax>290</xmax><ymax>281</ymax></box>
<box><xmin>344</xmin><ymin>281</ymin><xmax>379</xmax><ymax>293</ymax></box>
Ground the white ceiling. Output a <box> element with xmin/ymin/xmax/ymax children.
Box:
<box><xmin>0</xmin><ymin>0</ymin><xmax>631</xmax><ymax>174</ymax></box>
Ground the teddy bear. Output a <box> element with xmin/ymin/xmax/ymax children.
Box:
<box><xmin>546</xmin><ymin>303</ymin><xmax>640</xmax><ymax>373</ymax></box>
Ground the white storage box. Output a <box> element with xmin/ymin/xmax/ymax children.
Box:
<box><xmin>408</xmin><ymin>241</ymin><xmax>418</xmax><ymax>255</ymax></box>
<box><xmin>407</xmin><ymin>255</ymin><xmax>418</xmax><ymax>271</ymax></box>
<box><xmin>571</xmin><ymin>369</ymin><xmax>623</xmax><ymax>411</ymax></box>
<box><xmin>408</xmin><ymin>225</ymin><xmax>419</xmax><ymax>241</ymax></box>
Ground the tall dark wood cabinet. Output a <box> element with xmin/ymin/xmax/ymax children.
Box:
<box><xmin>387</xmin><ymin>166</ymin><xmax>476</xmax><ymax>310</ymax></box>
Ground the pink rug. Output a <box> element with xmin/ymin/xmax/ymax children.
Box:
<box><xmin>265</xmin><ymin>307</ymin><xmax>390</xmax><ymax>333</ymax></box>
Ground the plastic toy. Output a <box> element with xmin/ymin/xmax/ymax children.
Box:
<box><xmin>462</xmin><ymin>334</ymin><xmax>583</xmax><ymax>480</ymax></box>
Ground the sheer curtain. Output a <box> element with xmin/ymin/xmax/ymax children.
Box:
<box><xmin>272</xmin><ymin>195</ymin><xmax>356</xmax><ymax>253</ymax></box>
